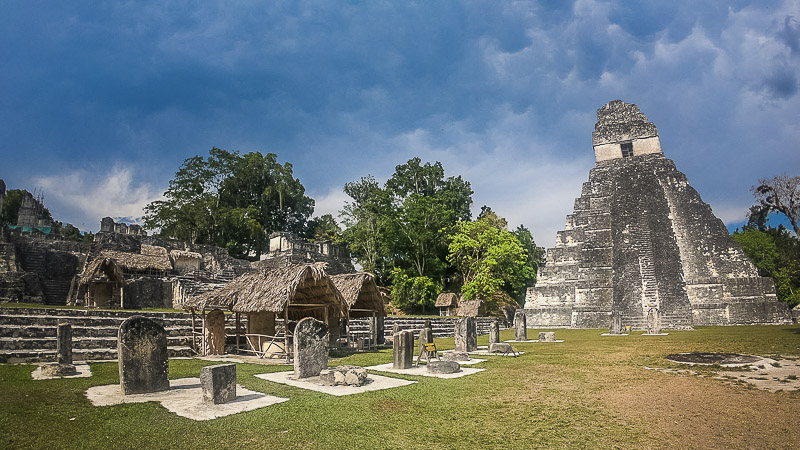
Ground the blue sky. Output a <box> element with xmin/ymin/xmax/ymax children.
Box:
<box><xmin>1</xmin><ymin>1</ymin><xmax>798</xmax><ymax>246</ymax></box>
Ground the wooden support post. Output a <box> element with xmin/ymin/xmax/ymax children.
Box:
<box><xmin>284</xmin><ymin>308</ymin><xmax>290</xmax><ymax>364</ymax></box>
<box><xmin>201</xmin><ymin>310</ymin><xmax>207</xmax><ymax>357</ymax></box>
<box><xmin>235</xmin><ymin>312</ymin><xmax>241</xmax><ymax>354</ymax></box>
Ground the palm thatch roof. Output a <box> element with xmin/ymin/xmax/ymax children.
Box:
<box><xmin>169</xmin><ymin>249</ymin><xmax>202</xmax><ymax>260</ymax></box>
<box><xmin>140</xmin><ymin>244</ymin><xmax>168</xmax><ymax>257</ymax></box>
<box><xmin>330</xmin><ymin>272</ymin><xmax>385</xmax><ymax>318</ymax></box>
<box><xmin>78</xmin><ymin>257</ymin><xmax>125</xmax><ymax>286</ymax></box>
<box><xmin>178</xmin><ymin>263</ymin><xmax>347</xmax><ymax>320</ymax></box>
<box><xmin>99</xmin><ymin>249</ymin><xmax>173</xmax><ymax>272</ymax></box>
<box><xmin>435</xmin><ymin>292</ymin><xmax>459</xmax><ymax>308</ymax></box>
<box><xmin>456</xmin><ymin>298</ymin><xmax>484</xmax><ymax>317</ymax></box>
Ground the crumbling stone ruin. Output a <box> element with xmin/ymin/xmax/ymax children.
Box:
<box><xmin>15</xmin><ymin>191</ymin><xmax>53</xmax><ymax>229</ymax></box>
<box><xmin>524</xmin><ymin>100</ymin><xmax>792</xmax><ymax>329</ymax></box>
<box><xmin>100</xmin><ymin>217</ymin><xmax>146</xmax><ymax>236</ymax></box>
<box><xmin>258</xmin><ymin>232</ymin><xmax>354</xmax><ymax>274</ymax></box>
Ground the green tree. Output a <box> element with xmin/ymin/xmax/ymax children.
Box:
<box><xmin>61</xmin><ymin>223</ymin><xmax>84</xmax><ymax>242</ymax></box>
<box><xmin>446</xmin><ymin>217</ymin><xmax>535</xmax><ymax>313</ymax></box>
<box><xmin>341</xmin><ymin>176</ymin><xmax>391</xmax><ymax>278</ymax></box>
<box><xmin>389</xmin><ymin>268</ymin><xmax>441</xmax><ymax>313</ymax></box>
<box><xmin>511</xmin><ymin>224</ymin><xmax>545</xmax><ymax>301</ymax></box>
<box><xmin>384</xmin><ymin>158</ymin><xmax>473</xmax><ymax>279</ymax></box>
<box><xmin>750</xmin><ymin>175</ymin><xmax>800</xmax><ymax>235</ymax></box>
<box><xmin>144</xmin><ymin>148</ymin><xmax>314</xmax><ymax>259</ymax></box>
<box><xmin>733</xmin><ymin>226</ymin><xmax>800</xmax><ymax>307</ymax></box>
<box><xmin>306</xmin><ymin>214</ymin><xmax>342</xmax><ymax>243</ymax></box>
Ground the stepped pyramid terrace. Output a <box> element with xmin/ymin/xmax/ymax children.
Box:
<box><xmin>523</xmin><ymin>100</ymin><xmax>792</xmax><ymax>329</ymax></box>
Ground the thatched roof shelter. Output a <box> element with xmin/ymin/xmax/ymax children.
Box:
<box><xmin>330</xmin><ymin>272</ymin><xmax>385</xmax><ymax>318</ymax></box>
<box><xmin>141</xmin><ymin>244</ymin><xmax>168</xmax><ymax>257</ymax></box>
<box><xmin>178</xmin><ymin>263</ymin><xmax>347</xmax><ymax>321</ymax></box>
<box><xmin>456</xmin><ymin>298</ymin><xmax>485</xmax><ymax>317</ymax></box>
<box><xmin>435</xmin><ymin>292</ymin><xmax>459</xmax><ymax>308</ymax></box>
<box><xmin>169</xmin><ymin>249</ymin><xmax>202</xmax><ymax>260</ymax></box>
<box><xmin>78</xmin><ymin>257</ymin><xmax>125</xmax><ymax>286</ymax></box>
<box><xmin>99</xmin><ymin>249</ymin><xmax>173</xmax><ymax>273</ymax></box>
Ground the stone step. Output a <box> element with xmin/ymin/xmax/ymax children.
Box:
<box><xmin>0</xmin><ymin>346</ymin><xmax>195</xmax><ymax>364</ymax></box>
<box><xmin>0</xmin><ymin>324</ymin><xmax>194</xmax><ymax>339</ymax></box>
<box><xmin>0</xmin><ymin>335</ymin><xmax>193</xmax><ymax>351</ymax></box>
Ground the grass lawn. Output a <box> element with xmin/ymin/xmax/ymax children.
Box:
<box><xmin>1</xmin><ymin>325</ymin><xmax>798</xmax><ymax>449</ymax></box>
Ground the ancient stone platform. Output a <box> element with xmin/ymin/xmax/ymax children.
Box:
<box><xmin>524</xmin><ymin>100</ymin><xmax>791</xmax><ymax>329</ymax></box>
<box><xmin>86</xmin><ymin>377</ymin><xmax>288</xmax><ymax>421</ymax></box>
<box><xmin>255</xmin><ymin>370</ymin><xmax>415</xmax><ymax>396</ymax></box>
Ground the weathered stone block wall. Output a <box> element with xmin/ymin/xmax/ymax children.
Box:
<box><xmin>525</xmin><ymin>152</ymin><xmax>790</xmax><ymax>329</ymax></box>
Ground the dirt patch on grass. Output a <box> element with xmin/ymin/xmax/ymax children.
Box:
<box><xmin>595</xmin><ymin>367</ymin><xmax>800</xmax><ymax>448</ymax></box>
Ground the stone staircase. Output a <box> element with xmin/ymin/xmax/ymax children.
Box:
<box><xmin>348</xmin><ymin>316</ymin><xmax>499</xmax><ymax>341</ymax></box>
<box><xmin>0</xmin><ymin>307</ymin><xmax>198</xmax><ymax>363</ymax></box>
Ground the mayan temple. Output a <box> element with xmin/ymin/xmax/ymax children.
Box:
<box><xmin>524</xmin><ymin>100</ymin><xmax>792</xmax><ymax>329</ymax></box>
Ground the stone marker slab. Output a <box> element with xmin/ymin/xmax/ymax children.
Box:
<box><xmin>427</xmin><ymin>360</ymin><xmax>461</xmax><ymax>374</ymax></box>
<box><xmin>488</xmin><ymin>320</ymin><xmax>500</xmax><ymax>345</ymax></box>
<box><xmin>442</xmin><ymin>351</ymin><xmax>470</xmax><ymax>361</ymax></box>
<box><xmin>118</xmin><ymin>316</ymin><xmax>169</xmax><ymax>395</ymax></box>
<box><xmin>293</xmin><ymin>317</ymin><xmax>329</xmax><ymax>379</ymax></box>
<box><xmin>489</xmin><ymin>342</ymin><xmax>516</xmax><ymax>355</ymax></box>
<box><xmin>200</xmin><ymin>364</ymin><xmax>236</xmax><ymax>405</ymax></box>
<box><xmin>393</xmin><ymin>330</ymin><xmax>414</xmax><ymax>369</ymax></box>
<box><xmin>454</xmin><ymin>317</ymin><xmax>477</xmax><ymax>352</ymax></box>
<box><xmin>369</xmin><ymin>316</ymin><xmax>385</xmax><ymax>345</ymax></box>
<box><xmin>514</xmin><ymin>311</ymin><xmax>527</xmax><ymax>341</ymax></box>
<box><xmin>57</xmin><ymin>323</ymin><xmax>72</xmax><ymax>365</ymax></box>
<box><xmin>204</xmin><ymin>309</ymin><xmax>226</xmax><ymax>355</ymax></box>
<box><xmin>538</xmin><ymin>331</ymin><xmax>556</xmax><ymax>342</ymax></box>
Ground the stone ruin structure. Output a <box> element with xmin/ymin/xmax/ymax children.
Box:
<box><xmin>258</xmin><ymin>232</ymin><xmax>354</xmax><ymax>275</ymax></box>
<box><xmin>100</xmin><ymin>217</ymin><xmax>146</xmax><ymax>236</ymax></box>
<box><xmin>524</xmin><ymin>100</ymin><xmax>792</xmax><ymax>329</ymax></box>
<box><xmin>15</xmin><ymin>191</ymin><xmax>53</xmax><ymax>229</ymax></box>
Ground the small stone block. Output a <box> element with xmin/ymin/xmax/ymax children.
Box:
<box><xmin>539</xmin><ymin>332</ymin><xmax>556</xmax><ymax>342</ymax></box>
<box><xmin>489</xmin><ymin>343</ymin><xmax>515</xmax><ymax>355</ymax></box>
<box><xmin>200</xmin><ymin>364</ymin><xmax>237</xmax><ymax>405</ymax></box>
<box><xmin>41</xmin><ymin>363</ymin><xmax>77</xmax><ymax>377</ymax></box>
<box><xmin>442</xmin><ymin>351</ymin><xmax>470</xmax><ymax>361</ymax></box>
<box><xmin>427</xmin><ymin>361</ymin><xmax>461</xmax><ymax>374</ymax></box>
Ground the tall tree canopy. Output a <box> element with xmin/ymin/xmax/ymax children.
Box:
<box><xmin>733</xmin><ymin>226</ymin><xmax>800</xmax><ymax>307</ymax></box>
<box><xmin>340</xmin><ymin>158</ymin><xmax>473</xmax><ymax>311</ymax></box>
<box><xmin>144</xmin><ymin>148</ymin><xmax>314</xmax><ymax>259</ymax></box>
<box><xmin>446</xmin><ymin>216</ymin><xmax>535</xmax><ymax>313</ymax></box>
<box><xmin>750</xmin><ymin>174</ymin><xmax>800</xmax><ymax>235</ymax></box>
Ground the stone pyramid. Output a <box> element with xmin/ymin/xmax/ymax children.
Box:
<box><xmin>523</xmin><ymin>100</ymin><xmax>792</xmax><ymax>329</ymax></box>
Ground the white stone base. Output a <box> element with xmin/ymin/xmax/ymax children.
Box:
<box><xmin>32</xmin><ymin>363</ymin><xmax>93</xmax><ymax>380</ymax></box>
<box><xmin>85</xmin><ymin>378</ymin><xmax>288</xmax><ymax>421</ymax></box>
<box><xmin>255</xmin><ymin>371</ymin><xmax>415</xmax><ymax>396</ymax></box>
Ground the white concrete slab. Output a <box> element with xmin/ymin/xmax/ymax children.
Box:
<box><xmin>254</xmin><ymin>371</ymin><xmax>416</xmax><ymax>396</ymax></box>
<box><xmin>415</xmin><ymin>354</ymin><xmax>487</xmax><ymax>365</ymax></box>
<box><xmin>365</xmin><ymin>363</ymin><xmax>486</xmax><ymax>379</ymax></box>
<box><xmin>85</xmin><ymin>377</ymin><xmax>288</xmax><ymax>421</ymax></box>
<box><xmin>600</xmin><ymin>333</ymin><xmax>630</xmax><ymax>336</ymax></box>
<box><xmin>468</xmin><ymin>350</ymin><xmax>525</xmax><ymax>357</ymax></box>
<box><xmin>641</xmin><ymin>333</ymin><xmax>669</xmax><ymax>336</ymax></box>
<box><xmin>32</xmin><ymin>363</ymin><xmax>92</xmax><ymax>380</ymax></box>
<box><xmin>504</xmin><ymin>339</ymin><xmax>565</xmax><ymax>343</ymax></box>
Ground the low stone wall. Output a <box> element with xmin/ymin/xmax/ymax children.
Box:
<box><xmin>348</xmin><ymin>316</ymin><xmax>503</xmax><ymax>340</ymax></box>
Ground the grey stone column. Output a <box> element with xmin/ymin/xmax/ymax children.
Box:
<box><xmin>392</xmin><ymin>330</ymin><xmax>414</xmax><ymax>369</ymax></box>
<box><xmin>488</xmin><ymin>320</ymin><xmax>500</xmax><ymax>345</ymax></box>
<box><xmin>514</xmin><ymin>311</ymin><xmax>527</xmax><ymax>341</ymax></box>
<box><xmin>57</xmin><ymin>323</ymin><xmax>72</xmax><ymax>365</ymax></box>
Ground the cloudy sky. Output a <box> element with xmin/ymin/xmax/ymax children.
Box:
<box><xmin>2</xmin><ymin>1</ymin><xmax>798</xmax><ymax>247</ymax></box>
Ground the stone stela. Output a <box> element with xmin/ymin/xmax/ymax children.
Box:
<box><xmin>293</xmin><ymin>317</ymin><xmax>329</xmax><ymax>379</ymax></box>
<box><xmin>454</xmin><ymin>317</ymin><xmax>477</xmax><ymax>353</ymax></box>
<box><xmin>117</xmin><ymin>316</ymin><xmax>170</xmax><ymax>395</ymax></box>
<box><xmin>514</xmin><ymin>311</ymin><xmax>527</xmax><ymax>341</ymax></box>
<box><xmin>489</xmin><ymin>320</ymin><xmax>500</xmax><ymax>345</ymax></box>
<box><xmin>393</xmin><ymin>330</ymin><xmax>414</xmax><ymax>369</ymax></box>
